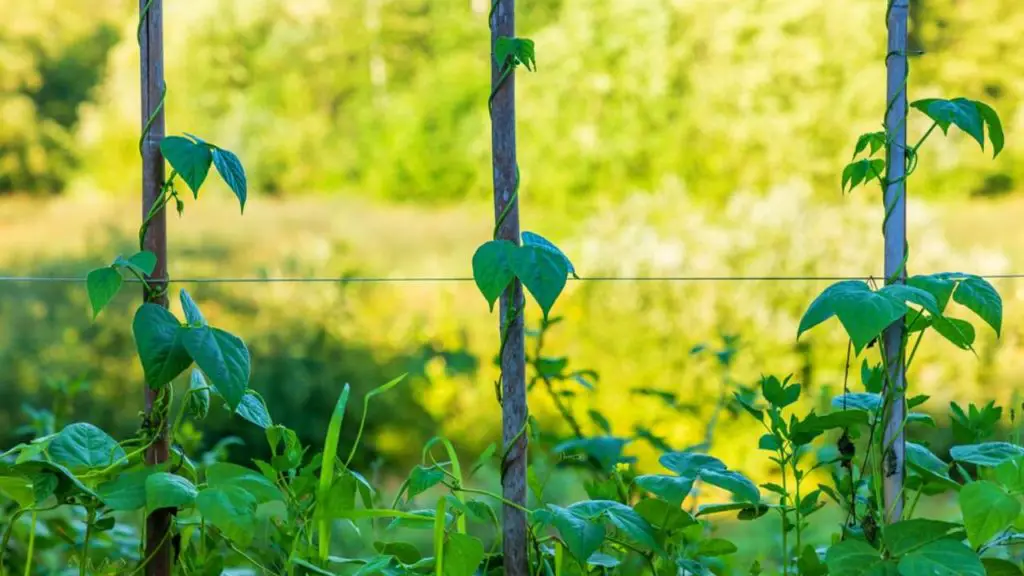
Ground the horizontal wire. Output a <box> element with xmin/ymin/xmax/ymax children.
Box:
<box><xmin>1</xmin><ymin>273</ymin><xmax>1024</xmax><ymax>284</ymax></box>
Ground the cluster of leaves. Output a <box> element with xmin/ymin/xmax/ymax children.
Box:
<box><xmin>472</xmin><ymin>231</ymin><xmax>577</xmax><ymax>319</ymax></box>
<box><xmin>842</xmin><ymin>96</ymin><xmax>1003</xmax><ymax>194</ymax></box>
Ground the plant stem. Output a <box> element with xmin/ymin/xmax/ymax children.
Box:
<box><xmin>23</xmin><ymin>513</ymin><xmax>36</xmax><ymax>576</ymax></box>
<box><xmin>81</xmin><ymin>508</ymin><xmax>96</xmax><ymax>576</ymax></box>
<box><xmin>780</xmin><ymin>451</ymin><xmax>790</xmax><ymax>576</ymax></box>
<box><xmin>793</xmin><ymin>461</ymin><xmax>802</xmax><ymax>558</ymax></box>
<box><xmin>450</xmin><ymin>485</ymin><xmax>531</xmax><ymax>514</ymax></box>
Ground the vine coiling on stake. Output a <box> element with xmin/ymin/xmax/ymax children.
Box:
<box><xmin>800</xmin><ymin>0</ymin><xmax>1007</xmax><ymax>543</ymax></box>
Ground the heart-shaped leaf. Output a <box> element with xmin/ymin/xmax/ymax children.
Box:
<box><xmin>161</xmin><ymin>136</ymin><xmax>212</xmax><ymax>196</ymax></box>
<box><xmin>235</xmin><ymin>391</ymin><xmax>272</xmax><ymax>429</ymax></box>
<box><xmin>196</xmin><ymin>485</ymin><xmax>257</xmax><ymax>547</ymax></box>
<box><xmin>510</xmin><ymin>244</ymin><xmax>569</xmax><ymax>319</ymax></box>
<box><xmin>522</xmin><ymin>231</ymin><xmax>578</xmax><ymax>279</ymax></box>
<box><xmin>87</xmin><ymin>267</ymin><xmax>123</xmax><ymax>319</ymax></box>
<box><xmin>133</xmin><ymin>304</ymin><xmax>192</xmax><ymax>389</ymax></box>
<box><xmin>443</xmin><ymin>533</ymin><xmax>485</xmax><ymax>576</ymax></box>
<box><xmin>546</xmin><ymin>505</ymin><xmax>605</xmax><ymax>563</ymax></box>
<box><xmin>97</xmin><ymin>469</ymin><xmax>153</xmax><ymax>510</ymax></box>
<box><xmin>953</xmin><ymin>276</ymin><xmax>1002</xmax><ymax>336</ymax></box>
<box><xmin>206</xmin><ymin>462</ymin><xmax>283</xmax><ymax>504</ymax></box>
<box><xmin>146</xmin><ymin>472</ymin><xmax>198</xmax><ymax>511</ymax></box>
<box><xmin>182</xmin><ymin>326</ymin><xmax>250</xmax><ymax>410</ymax></box>
<box><xmin>49</xmin><ymin>422</ymin><xmax>127</xmax><ymax>472</ymax></box>
<box><xmin>798</xmin><ymin>281</ymin><xmax>908</xmax><ymax>353</ymax></box>
<box><xmin>472</xmin><ymin>240</ymin><xmax>516</xmax><ymax>311</ymax></box>
<box><xmin>960</xmin><ymin>480</ymin><xmax>1019</xmax><ymax>548</ymax></box>
<box><xmin>634</xmin><ymin>474</ymin><xmax>694</xmax><ymax>507</ymax></box>
<box><xmin>897</xmin><ymin>539</ymin><xmax>985</xmax><ymax>576</ymax></box>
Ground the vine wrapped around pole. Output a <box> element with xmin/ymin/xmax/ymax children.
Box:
<box><xmin>489</xmin><ymin>0</ymin><xmax>529</xmax><ymax>574</ymax></box>
<box><xmin>139</xmin><ymin>0</ymin><xmax>172</xmax><ymax>574</ymax></box>
<box><xmin>881</xmin><ymin>0</ymin><xmax>910</xmax><ymax>524</ymax></box>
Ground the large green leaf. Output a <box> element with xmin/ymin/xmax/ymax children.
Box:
<box><xmin>908</xmin><ymin>275</ymin><xmax>956</xmax><ymax>312</ymax></box>
<box><xmin>96</xmin><ymin>469</ymin><xmax>153</xmax><ymax>511</ymax></box>
<box><xmin>911</xmin><ymin>98</ymin><xmax>985</xmax><ymax>151</ymax></box>
<box><xmin>931</xmin><ymin>316</ymin><xmax>976</xmax><ymax>350</ymax></box>
<box><xmin>161</xmin><ymin>136</ymin><xmax>212</xmax><ymax>196</ymax></box>
<box><xmin>825</xmin><ymin>539</ymin><xmax>892</xmax><ymax>576</ymax></box>
<box><xmin>879</xmin><ymin>285</ymin><xmax>941</xmax><ymax>316</ymax></box>
<box><xmin>211</xmin><ymin>147</ymin><xmax>248</xmax><ymax>213</ymax></box>
<box><xmin>634</xmin><ymin>474</ymin><xmax>694</xmax><ymax>506</ymax></box>
<box><xmin>599</xmin><ymin>501</ymin><xmax>659</xmax><ymax>550</ymax></box>
<box><xmin>897</xmin><ymin>539</ymin><xmax>984</xmax><ymax>576</ymax></box>
<box><xmin>196</xmin><ymin>485</ymin><xmax>257</xmax><ymax>547</ymax></box>
<box><xmin>911</xmin><ymin>98</ymin><xmax>1003</xmax><ymax>158</ymax></box>
<box><xmin>698</xmin><ymin>468</ymin><xmax>760</xmax><ymax>504</ymax></box>
<box><xmin>632</xmin><ymin>498</ymin><xmax>695</xmax><ymax>532</ymax></box>
<box><xmin>883</xmin><ymin>519</ymin><xmax>962</xmax><ymax>556</ymax></box>
<box><xmin>182</xmin><ymin>326</ymin><xmax>250</xmax><ymax>410</ymax></box>
<box><xmin>443</xmin><ymin>533</ymin><xmax>485</xmax><ymax>576</ymax></box>
<box><xmin>133</xmin><ymin>304</ymin><xmax>192</xmax><ymax>389</ymax></box>
<box><xmin>951</xmin><ymin>443</ymin><xmax>1024</xmax><ymax>468</ymax></box>
<box><xmin>659</xmin><ymin>452</ymin><xmax>726</xmax><ymax>477</ymax></box>
<box><xmin>959</xmin><ymin>481</ymin><xmax>1020</xmax><ymax>548</ymax></box>
<box><xmin>510</xmin><ymin>244</ymin><xmax>569</xmax><ymax>319</ymax></box>
<box><xmin>48</xmin><ymin>423</ymin><xmax>126</xmax><ymax>472</ymax></box>
<box><xmin>206</xmin><ymin>462</ymin><xmax>283</xmax><ymax>504</ymax></box>
<box><xmin>86</xmin><ymin>267</ymin><xmax>122</xmax><ymax>319</ymax></box>
<box><xmin>994</xmin><ymin>457</ymin><xmax>1024</xmax><ymax>493</ymax></box>
<box><xmin>953</xmin><ymin>276</ymin><xmax>1002</xmax><ymax>336</ymax></box>
<box><xmin>125</xmin><ymin>251</ymin><xmax>157</xmax><ymax>276</ymax></box>
<box><xmin>146</xmin><ymin>472</ymin><xmax>198</xmax><ymax>510</ymax></box>
<box><xmin>798</xmin><ymin>281</ymin><xmax>908</xmax><ymax>352</ymax></box>
<box><xmin>472</xmin><ymin>240</ymin><xmax>517</xmax><ymax>311</ymax></box>
<box><xmin>547</xmin><ymin>505</ymin><xmax>605</xmax><ymax>563</ymax></box>
<box><xmin>522</xmin><ymin>231</ymin><xmax>578</xmax><ymax>279</ymax></box>
<box><xmin>235</xmin><ymin>391</ymin><xmax>272</xmax><ymax>429</ymax></box>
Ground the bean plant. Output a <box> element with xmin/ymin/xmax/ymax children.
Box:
<box><xmin>3</xmin><ymin>3</ymin><xmax>1023</xmax><ymax>576</ymax></box>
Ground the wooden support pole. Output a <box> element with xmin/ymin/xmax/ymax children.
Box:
<box><xmin>139</xmin><ymin>1</ymin><xmax>171</xmax><ymax>574</ymax></box>
<box><xmin>882</xmin><ymin>0</ymin><xmax>909</xmax><ymax>524</ymax></box>
<box><xmin>489</xmin><ymin>1</ymin><xmax>528</xmax><ymax>574</ymax></box>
